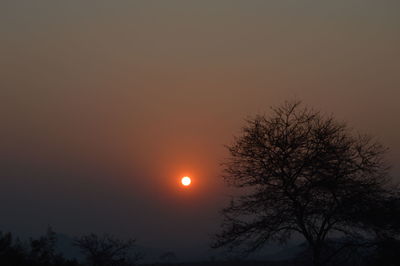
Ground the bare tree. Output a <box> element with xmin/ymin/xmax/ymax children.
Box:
<box><xmin>74</xmin><ymin>234</ymin><xmax>141</xmax><ymax>266</ymax></box>
<box><xmin>29</xmin><ymin>226</ymin><xmax>57</xmax><ymax>265</ymax></box>
<box><xmin>212</xmin><ymin>101</ymin><xmax>400</xmax><ymax>266</ymax></box>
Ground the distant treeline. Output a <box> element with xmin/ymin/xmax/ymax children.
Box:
<box><xmin>0</xmin><ymin>227</ymin><xmax>140</xmax><ymax>266</ymax></box>
<box><xmin>1</xmin><ymin>227</ymin><xmax>400</xmax><ymax>266</ymax></box>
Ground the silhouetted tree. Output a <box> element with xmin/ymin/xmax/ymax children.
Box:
<box><xmin>212</xmin><ymin>101</ymin><xmax>400</xmax><ymax>266</ymax></box>
<box><xmin>0</xmin><ymin>231</ymin><xmax>27</xmax><ymax>265</ymax></box>
<box><xmin>28</xmin><ymin>227</ymin><xmax>80</xmax><ymax>266</ymax></box>
<box><xmin>74</xmin><ymin>233</ymin><xmax>141</xmax><ymax>266</ymax></box>
<box><xmin>28</xmin><ymin>226</ymin><xmax>58</xmax><ymax>265</ymax></box>
<box><xmin>0</xmin><ymin>228</ymin><xmax>79</xmax><ymax>266</ymax></box>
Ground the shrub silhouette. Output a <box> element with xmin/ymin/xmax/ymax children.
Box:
<box><xmin>74</xmin><ymin>233</ymin><xmax>141</xmax><ymax>266</ymax></box>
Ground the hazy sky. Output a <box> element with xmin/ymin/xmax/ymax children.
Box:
<box><xmin>1</xmin><ymin>0</ymin><xmax>399</xmax><ymax>258</ymax></box>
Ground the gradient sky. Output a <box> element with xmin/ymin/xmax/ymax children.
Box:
<box><xmin>1</xmin><ymin>0</ymin><xmax>400</xmax><ymax>258</ymax></box>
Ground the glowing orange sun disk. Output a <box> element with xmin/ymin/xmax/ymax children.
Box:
<box><xmin>181</xmin><ymin>176</ymin><xmax>191</xmax><ymax>186</ymax></box>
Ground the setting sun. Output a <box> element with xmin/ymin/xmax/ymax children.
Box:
<box><xmin>181</xmin><ymin>176</ymin><xmax>191</xmax><ymax>186</ymax></box>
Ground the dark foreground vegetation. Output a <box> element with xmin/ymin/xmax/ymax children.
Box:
<box><xmin>0</xmin><ymin>228</ymin><xmax>140</xmax><ymax>266</ymax></box>
<box><xmin>1</xmin><ymin>226</ymin><xmax>400</xmax><ymax>265</ymax></box>
<box><xmin>142</xmin><ymin>262</ymin><xmax>294</xmax><ymax>266</ymax></box>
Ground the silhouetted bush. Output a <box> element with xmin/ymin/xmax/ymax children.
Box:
<box><xmin>74</xmin><ymin>233</ymin><xmax>141</xmax><ymax>266</ymax></box>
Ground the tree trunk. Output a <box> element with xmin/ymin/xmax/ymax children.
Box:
<box><xmin>313</xmin><ymin>246</ymin><xmax>322</xmax><ymax>266</ymax></box>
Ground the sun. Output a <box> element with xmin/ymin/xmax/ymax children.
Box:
<box><xmin>181</xmin><ymin>176</ymin><xmax>191</xmax><ymax>186</ymax></box>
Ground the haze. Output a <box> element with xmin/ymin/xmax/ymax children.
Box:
<box><xmin>1</xmin><ymin>0</ymin><xmax>399</xmax><ymax>259</ymax></box>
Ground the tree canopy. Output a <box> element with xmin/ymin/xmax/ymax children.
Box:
<box><xmin>74</xmin><ymin>234</ymin><xmax>141</xmax><ymax>266</ymax></box>
<box><xmin>213</xmin><ymin>101</ymin><xmax>400</xmax><ymax>266</ymax></box>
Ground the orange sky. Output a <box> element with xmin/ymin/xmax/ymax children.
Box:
<box><xmin>1</xmin><ymin>0</ymin><xmax>399</xmax><ymax>257</ymax></box>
